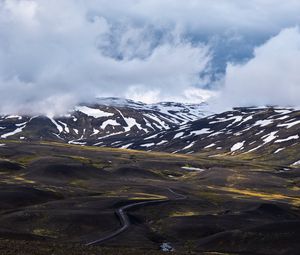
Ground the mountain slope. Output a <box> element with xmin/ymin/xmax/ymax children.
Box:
<box><xmin>1</xmin><ymin>99</ymin><xmax>300</xmax><ymax>165</ymax></box>
<box><xmin>114</xmin><ymin>107</ymin><xmax>300</xmax><ymax>162</ymax></box>
<box><xmin>0</xmin><ymin>98</ymin><xmax>210</xmax><ymax>145</ymax></box>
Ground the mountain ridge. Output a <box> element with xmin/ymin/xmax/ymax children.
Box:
<box><xmin>0</xmin><ymin>98</ymin><xmax>210</xmax><ymax>144</ymax></box>
<box><xmin>1</xmin><ymin>98</ymin><xmax>300</xmax><ymax>166</ymax></box>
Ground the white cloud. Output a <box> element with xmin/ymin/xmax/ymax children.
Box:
<box><xmin>0</xmin><ymin>0</ymin><xmax>300</xmax><ymax>114</ymax></box>
<box><xmin>0</xmin><ymin>0</ymin><xmax>212</xmax><ymax>115</ymax></box>
<box><xmin>83</xmin><ymin>0</ymin><xmax>300</xmax><ymax>36</ymax></box>
<box><xmin>220</xmin><ymin>27</ymin><xmax>300</xmax><ymax>108</ymax></box>
<box><xmin>125</xmin><ymin>86</ymin><xmax>160</xmax><ymax>104</ymax></box>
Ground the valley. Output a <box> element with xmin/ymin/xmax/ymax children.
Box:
<box><xmin>0</xmin><ymin>140</ymin><xmax>299</xmax><ymax>254</ymax></box>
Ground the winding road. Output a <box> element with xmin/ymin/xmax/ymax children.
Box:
<box><xmin>85</xmin><ymin>188</ymin><xmax>186</xmax><ymax>246</ymax></box>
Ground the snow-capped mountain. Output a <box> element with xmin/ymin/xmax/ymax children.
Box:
<box><xmin>95</xmin><ymin>97</ymin><xmax>213</xmax><ymax>123</ymax></box>
<box><xmin>113</xmin><ymin>107</ymin><xmax>300</xmax><ymax>158</ymax></box>
<box><xmin>0</xmin><ymin>98</ymin><xmax>210</xmax><ymax>144</ymax></box>
<box><xmin>1</xmin><ymin>98</ymin><xmax>300</xmax><ymax>164</ymax></box>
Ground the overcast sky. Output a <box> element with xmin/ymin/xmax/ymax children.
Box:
<box><xmin>0</xmin><ymin>0</ymin><xmax>300</xmax><ymax>114</ymax></box>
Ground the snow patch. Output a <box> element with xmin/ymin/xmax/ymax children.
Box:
<box><xmin>181</xmin><ymin>166</ymin><xmax>205</xmax><ymax>172</ymax></box>
<box><xmin>101</xmin><ymin>119</ymin><xmax>120</xmax><ymax>130</ymax></box>
<box><xmin>274</xmin><ymin>148</ymin><xmax>285</xmax><ymax>154</ymax></box>
<box><xmin>231</xmin><ymin>141</ymin><xmax>245</xmax><ymax>152</ymax></box>
<box><xmin>277</xmin><ymin>120</ymin><xmax>300</xmax><ymax>129</ymax></box>
<box><xmin>140</xmin><ymin>143</ymin><xmax>155</xmax><ymax>147</ymax></box>
<box><xmin>49</xmin><ymin>118</ymin><xmax>63</xmax><ymax>133</ymax></box>
<box><xmin>174</xmin><ymin>132</ymin><xmax>184</xmax><ymax>139</ymax></box>
<box><xmin>121</xmin><ymin>143</ymin><xmax>133</xmax><ymax>149</ymax></box>
<box><xmin>6</xmin><ymin>115</ymin><xmax>22</xmax><ymax>120</ymax></box>
<box><xmin>58</xmin><ymin>121</ymin><xmax>70</xmax><ymax>133</ymax></box>
<box><xmin>190</xmin><ymin>128</ymin><xmax>211</xmax><ymax>136</ymax></box>
<box><xmin>76</xmin><ymin>106</ymin><xmax>114</xmax><ymax>118</ymax></box>
<box><xmin>292</xmin><ymin>160</ymin><xmax>300</xmax><ymax>166</ymax></box>
<box><xmin>157</xmin><ymin>140</ymin><xmax>168</xmax><ymax>145</ymax></box>
<box><xmin>144</xmin><ymin>113</ymin><xmax>170</xmax><ymax>129</ymax></box>
<box><xmin>1</xmin><ymin>123</ymin><xmax>27</xmax><ymax>138</ymax></box>
<box><xmin>145</xmin><ymin>134</ymin><xmax>158</xmax><ymax>140</ymax></box>
<box><xmin>253</xmin><ymin>119</ymin><xmax>273</xmax><ymax>127</ymax></box>
<box><xmin>116</xmin><ymin>109</ymin><xmax>144</xmax><ymax>132</ymax></box>
<box><xmin>183</xmin><ymin>141</ymin><xmax>195</xmax><ymax>150</ymax></box>
<box><xmin>68</xmin><ymin>141</ymin><xmax>86</xmax><ymax>145</ymax></box>
<box><xmin>204</xmin><ymin>143</ymin><xmax>215</xmax><ymax>149</ymax></box>
<box><xmin>275</xmin><ymin>135</ymin><xmax>299</xmax><ymax>143</ymax></box>
<box><xmin>262</xmin><ymin>131</ymin><xmax>278</xmax><ymax>144</ymax></box>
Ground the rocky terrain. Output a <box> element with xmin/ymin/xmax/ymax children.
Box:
<box><xmin>0</xmin><ymin>99</ymin><xmax>299</xmax><ymax>254</ymax></box>
<box><xmin>0</xmin><ymin>141</ymin><xmax>299</xmax><ymax>254</ymax></box>
<box><xmin>120</xmin><ymin>107</ymin><xmax>300</xmax><ymax>158</ymax></box>
<box><xmin>0</xmin><ymin>98</ymin><xmax>210</xmax><ymax>145</ymax></box>
<box><xmin>1</xmin><ymin>99</ymin><xmax>300</xmax><ymax>166</ymax></box>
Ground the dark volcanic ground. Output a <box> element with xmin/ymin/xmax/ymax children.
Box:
<box><xmin>0</xmin><ymin>141</ymin><xmax>299</xmax><ymax>254</ymax></box>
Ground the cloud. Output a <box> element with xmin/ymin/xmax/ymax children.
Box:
<box><xmin>220</xmin><ymin>27</ymin><xmax>300</xmax><ymax>108</ymax></box>
<box><xmin>0</xmin><ymin>0</ymin><xmax>300</xmax><ymax>114</ymax></box>
<box><xmin>82</xmin><ymin>0</ymin><xmax>300</xmax><ymax>36</ymax></box>
<box><xmin>0</xmin><ymin>0</ymin><xmax>212</xmax><ymax>115</ymax></box>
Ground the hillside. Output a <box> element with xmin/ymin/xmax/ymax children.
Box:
<box><xmin>118</xmin><ymin>106</ymin><xmax>300</xmax><ymax>165</ymax></box>
<box><xmin>0</xmin><ymin>98</ymin><xmax>210</xmax><ymax>145</ymax></box>
<box><xmin>1</xmin><ymin>100</ymin><xmax>300</xmax><ymax>166</ymax></box>
<box><xmin>0</xmin><ymin>141</ymin><xmax>299</xmax><ymax>254</ymax></box>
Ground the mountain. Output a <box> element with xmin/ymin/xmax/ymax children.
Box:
<box><xmin>116</xmin><ymin>106</ymin><xmax>300</xmax><ymax>163</ymax></box>
<box><xmin>0</xmin><ymin>98</ymin><xmax>211</xmax><ymax>145</ymax></box>
<box><xmin>1</xmin><ymin>98</ymin><xmax>300</xmax><ymax>254</ymax></box>
<box><xmin>1</xmin><ymin>98</ymin><xmax>300</xmax><ymax>165</ymax></box>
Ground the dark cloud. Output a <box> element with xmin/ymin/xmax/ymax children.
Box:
<box><xmin>0</xmin><ymin>0</ymin><xmax>299</xmax><ymax>114</ymax></box>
